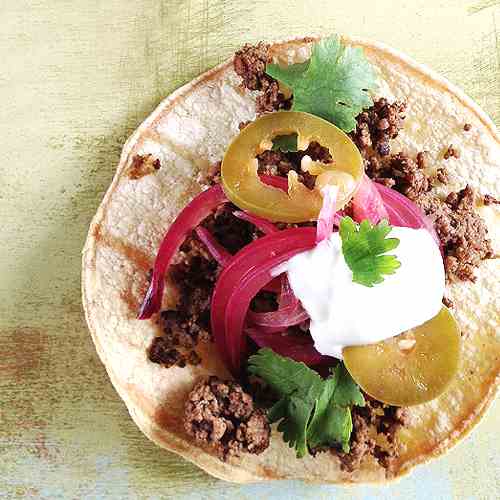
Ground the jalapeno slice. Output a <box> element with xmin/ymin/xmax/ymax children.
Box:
<box><xmin>221</xmin><ymin>111</ymin><xmax>363</xmax><ymax>222</ymax></box>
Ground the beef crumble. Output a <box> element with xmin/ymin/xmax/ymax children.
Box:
<box><xmin>335</xmin><ymin>396</ymin><xmax>409</xmax><ymax>472</ymax></box>
<box><xmin>443</xmin><ymin>144</ymin><xmax>460</xmax><ymax>160</ymax></box>
<box><xmin>353</xmin><ymin>99</ymin><xmax>493</xmax><ymax>282</ymax></box>
<box><xmin>128</xmin><ymin>154</ymin><xmax>161</xmax><ymax>180</ymax></box>
<box><xmin>442</xmin><ymin>296</ymin><xmax>454</xmax><ymax>309</ymax></box>
<box><xmin>147</xmin><ymin>204</ymin><xmax>261</xmax><ymax>368</ymax></box>
<box><xmin>257</xmin><ymin>141</ymin><xmax>333</xmax><ymax>190</ymax></box>
<box><xmin>350</xmin><ymin>98</ymin><xmax>407</xmax><ymax>157</ymax></box>
<box><xmin>483</xmin><ymin>193</ymin><xmax>499</xmax><ymax>205</ymax></box>
<box><xmin>184</xmin><ymin>376</ymin><xmax>270</xmax><ymax>460</ymax></box>
<box><xmin>233</xmin><ymin>43</ymin><xmax>291</xmax><ymax>114</ymax></box>
<box><xmin>418</xmin><ymin>186</ymin><xmax>493</xmax><ymax>281</ymax></box>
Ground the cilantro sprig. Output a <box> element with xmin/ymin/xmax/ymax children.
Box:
<box><xmin>339</xmin><ymin>216</ymin><xmax>401</xmax><ymax>287</ymax></box>
<box><xmin>248</xmin><ymin>348</ymin><xmax>364</xmax><ymax>458</ymax></box>
<box><xmin>271</xmin><ymin>133</ymin><xmax>298</xmax><ymax>152</ymax></box>
<box><xmin>266</xmin><ymin>36</ymin><xmax>377</xmax><ymax>132</ymax></box>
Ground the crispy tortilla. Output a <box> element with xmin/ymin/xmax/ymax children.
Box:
<box><xmin>82</xmin><ymin>36</ymin><xmax>500</xmax><ymax>484</ymax></box>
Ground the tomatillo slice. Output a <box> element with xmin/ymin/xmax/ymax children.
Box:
<box><xmin>343</xmin><ymin>307</ymin><xmax>460</xmax><ymax>407</ymax></box>
<box><xmin>221</xmin><ymin>111</ymin><xmax>363</xmax><ymax>223</ymax></box>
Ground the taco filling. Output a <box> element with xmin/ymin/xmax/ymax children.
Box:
<box><xmin>131</xmin><ymin>37</ymin><xmax>495</xmax><ymax>473</ymax></box>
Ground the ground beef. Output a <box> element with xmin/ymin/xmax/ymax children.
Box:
<box><xmin>350</xmin><ymin>98</ymin><xmax>407</xmax><ymax>157</ymax></box>
<box><xmin>202</xmin><ymin>203</ymin><xmax>260</xmax><ymax>254</ymax></box>
<box><xmin>442</xmin><ymin>296</ymin><xmax>454</xmax><ymax>308</ymax></box>
<box><xmin>128</xmin><ymin>154</ymin><xmax>161</xmax><ymax>180</ymax></box>
<box><xmin>257</xmin><ymin>141</ymin><xmax>333</xmax><ymax>190</ymax></box>
<box><xmin>198</xmin><ymin>161</ymin><xmax>221</xmax><ymax>186</ymax></box>
<box><xmin>335</xmin><ymin>396</ymin><xmax>409</xmax><ymax>472</ymax></box>
<box><xmin>483</xmin><ymin>193</ymin><xmax>499</xmax><ymax>205</ymax></box>
<box><xmin>355</xmin><ymin>103</ymin><xmax>493</xmax><ymax>283</ymax></box>
<box><xmin>233</xmin><ymin>42</ymin><xmax>269</xmax><ymax>91</ymax></box>
<box><xmin>435</xmin><ymin>167</ymin><xmax>449</xmax><ymax>184</ymax></box>
<box><xmin>443</xmin><ymin>144</ymin><xmax>460</xmax><ymax>160</ymax></box>
<box><xmin>370</xmin><ymin>152</ymin><xmax>432</xmax><ymax>200</ymax></box>
<box><xmin>233</xmin><ymin>43</ymin><xmax>291</xmax><ymax>114</ymax></box>
<box><xmin>335</xmin><ymin>413</ymin><xmax>375</xmax><ymax>472</ymax></box>
<box><xmin>417</xmin><ymin>186</ymin><xmax>493</xmax><ymax>282</ymax></box>
<box><xmin>147</xmin><ymin>204</ymin><xmax>262</xmax><ymax>368</ymax></box>
<box><xmin>184</xmin><ymin>376</ymin><xmax>270</xmax><ymax>460</ymax></box>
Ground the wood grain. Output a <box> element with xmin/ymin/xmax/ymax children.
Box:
<box><xmin>1</xmin><ymin>1</ymin><xmax>498</xmax><ymax>498</ymax></box>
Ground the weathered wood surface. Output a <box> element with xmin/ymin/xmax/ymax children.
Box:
<box><xmin>1</xmin><ymin>1</ymin><xmax>498</xmax><ymax>498</ymax></box>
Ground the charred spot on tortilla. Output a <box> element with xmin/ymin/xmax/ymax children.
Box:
<box><xmin>127</xmin><ymin>154</ymin><xmax>161</xmax><ymax>180</ymax></box>
<box><xmin>463</xmin><ymin>123</ymin><xmax>472</xmax><ymax>131</ymax></box>
<box><xmin>184</xmin><ymin>376</ymin><xmax>270</xmax><ymax>460</ymax></box>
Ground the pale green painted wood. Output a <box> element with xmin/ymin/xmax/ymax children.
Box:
<box><xmin>0</xmin><ymin>1</ymin><xmax>498</xmax><ymax>498</ymax></box>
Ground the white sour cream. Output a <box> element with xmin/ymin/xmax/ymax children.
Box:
<box><xmin>280</xmin><ymin>227</ymin><xmax>445</xmax><ymax>358</ymax></box>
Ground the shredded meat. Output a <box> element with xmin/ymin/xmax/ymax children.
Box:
<box><xmin>184</xmin><ymin>377</ymin><xmax>270</xmax><ymax>460</ymax></box>
<box><xmin>350</xmin><ymin>98</ymin><xmax>407</xmax><ymax>157</ymax></box>
<box><xmin>233</xmin><ymin>43</ymin><xmax>291</xmax><ymax>114</ymax></box>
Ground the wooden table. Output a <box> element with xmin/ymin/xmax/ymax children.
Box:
<box><xmin>1</xmin><ymin>1</ymin><xmax>498</xmax><ymax>498</ymax></box>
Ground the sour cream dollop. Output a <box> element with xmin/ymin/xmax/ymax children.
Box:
<box><xmin>280</xmin><ymin>227</ymin><xmax>444</xmax><ymax>358</ymax></box>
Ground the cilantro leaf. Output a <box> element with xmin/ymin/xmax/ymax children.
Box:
<box><xmin>339</xmin><ymin>216</ymin><xmax>401</xmax><ymax>287</ymax></box>
<box><xmin>248</xmin><ymin>348</ymin><xmax>323</xmax><ymax>457</ymax></box>
<box><xmin>266</xmin><ymin>36</ymin><xmax>377</xmax><ymax>132</ymax></box>
<box><xmin>271</xmin><ymin>133</ymin><xmax>298</xmax><ymax>152</ymax></box>
<box><xmin>307</xmin><ymin>364</ymin><xmax>365</xmax><ymax>452</ymax></box>
<box><xmin>248</xmin><ymin>348</ymin><xmax>364</xmax><ymax>457</ymax></box>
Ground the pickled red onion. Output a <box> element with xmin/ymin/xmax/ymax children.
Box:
<box><xmin>352</xmin><ymin>174</ymin><xmax>389</xmax><ymax>224</ymax></box>
<box><xmin>233</xmin><ymin>211</ymin><xmax>279</xmax><ymax>234</ymax></box>
<box><xmin>211</xmin><ymin>227</ymin><xmax>316</xmax><ymax>372</ymax></box>
<box><xmin>138</xmin><ymin>184</ymin><xmax>228</xmax><ymax>319</ymax></box>
<box><xmin>246</xmin><ymin>328</ymin><xmax>331</xmax><ymax>365</ymax></box>
<box><xmin>194</xmin><ymin>227</ymin><xmax>231</xmax><ymax>266</ymax></box>
<box><xmin>375</xmin><ymin>181</ymin><xmax>441</xmax><ymax>248</ymax></box>
<box><xmin>316</xmin><ymin>185</ymin><xmax>338</xmax><ymax>243</ymax></box>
